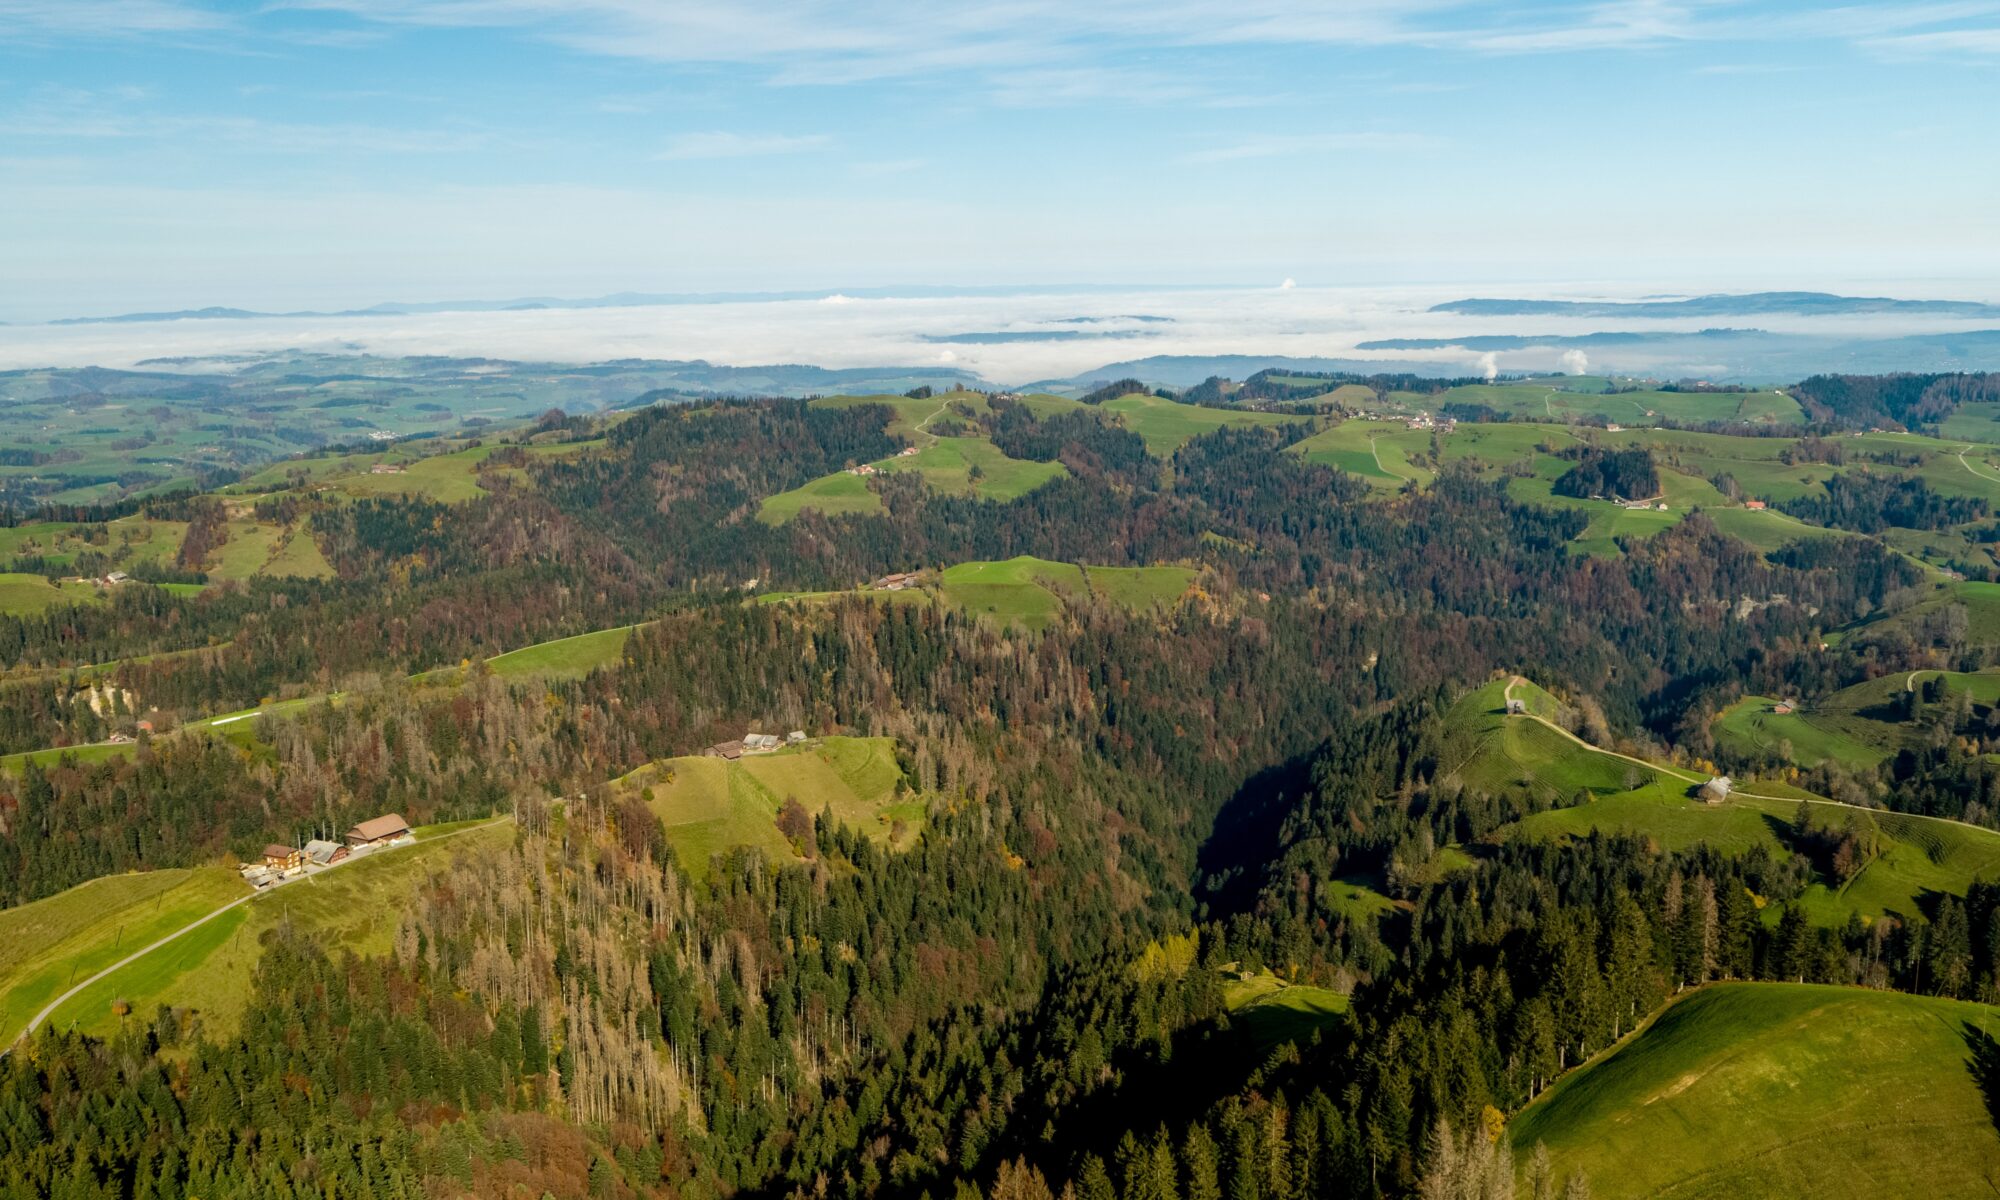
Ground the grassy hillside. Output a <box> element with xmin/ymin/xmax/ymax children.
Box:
<box><xmin>760</xmin><ymin>556</ymin><xmax>1198</xmax><ymax>631</ymax></box>
<box><xmin>1511</xmin><ymin>983</ymin><xmax>2000</xmax><ymax>1199</ymax></box>
<box><xmin>1712</xmin><ymin>694</ymin><xmax>1901</xmax><ymax>769</ymax></box>
<box><xmin>1449</xmin><ymin>679</ymin><xmax>2000</xmax><ymax>925</ymax></box>
<box><xmin>1833</xmin><ymin>579</ymin><xmax>2000</xmax><ymax>650</ymax></box>
<box><xmin>1221</xmin><ymin>968</ymin><xmax>1349</xmax><ymax>1050</ymax></box>
<box><xmin>0</xmin><ymin>866</ymin><xmax>246</xmax><ymax>1044</ymax></box>
<box><xmin>482</xmin><ymin>624</ymin><xmax>636</xmax><ymax>678</ymax></box>
<box><xmin>1289</xmin><ymin>420</ymin><xmax>1434</xmax><ymax>490</ymax></box>
<box><xmin>37</xmin><ymin>819</ymin><xmax>511</xmax><ymax>1040</ymax></box>
<box><xmin>201</xmin><ymin>515</ymin><xmax>335</xmax><ymax>581</ymax></box>
<box><xmin>1098</xmin><ymin>392</ymin><xmax>1303</xmax><ymax>456</ymax></box>
<box><xmin>761</xmin><ymin>391</ymin><xmax>1072</xmax><ymax>524</ymax></box>
<box><xmin>0</xmin><ymin>517</ymin><xmax>187</xmax><ymax>574</ymax></box>
<box><xmin>0</xmin><ymin>573</ymin><xmax>107</xmax><ymax>617</ymax></box>
<box><xmin>639</xmin><ymin>736</ymin><xmax>918</xmax><ymax>882</ymax></box>
<box><xmin>1416</xmin><ymin>383</ymin><xmax>1805</xmax><ymax>428</ymax></box>
<box><xmin>1714</xmin><ymin>668</ymin><xmax>2000</xmax><ymax>769</ymax></box>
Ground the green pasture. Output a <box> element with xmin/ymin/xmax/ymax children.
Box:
<box><xmin>0</xmin><ymin>866</ymin><xmax>247</xmax><ymax>1044</ymax></box>
<box><xmin>1098</xmin><ymin>392</ymin><xmax>1304</xmax><ymax>456</ymax></box>
<box><xmin>483</xmin><ymin>624</ymin><xmax>635</xmax><ymax>678</ymax></box>
<box><xmin>41</xmin><ymin>820</ymin><xmax>513</xmax><ymax>1040</ymax></box>
<box><xmin>641</xmin><ymin>736</ymin><xmax>915</xmax><ymax>882</ymax></box>
<box><xmin>1222</xmin><ymin>968</ymin><xmax>1350</xmax><ymax>1050</ymax></box>
<box><xmin>1450</xmin><ymin>679</ymin><xmax>2000</xmax><ymax>926</ymax></box>
<box><xmin>1289</xmin><ymin>421</ymin><xmax>1434</xmax><ymax>489</ymax></box>
<box><xmin>0</xmin><ymin>573</ymin><xmax>105</xmax><ymax>617</ymax></box>
<box><xmin>1512</xmin><ymin>983</ymin><xmax>2000</xmax><ymax>1199</ymax></box>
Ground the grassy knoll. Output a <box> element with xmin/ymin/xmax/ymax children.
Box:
<box><xmin>641</xmin><ymin>736</ymin><xmax>915</xmax><ymax>882</ymax></box>
<box><xmin>763</xmin><ymin>393</ymin><xmax>1070</xmax><ymax>522</ymax></box>
<box><xmin>0</xmin><ymin>740</ymin><xmax>138</xmax><ymax>773</ymax></box>
<box><xmin>233</xmin><ymin>439</ymin><xmax>601</xmax><ymax>505</ymax></box>
<box><xmin>203</xmin><ymin>516</ymin><xmax>334</xmax><ymax>582</ymax></box>
<box><xmin>1289</xmin><ymin>421</ymin><xmax>1434</xmax><ymax>489</ymax></box>
<box><xmin>937</xmin><ymin>557</ymin><xmax>1194</xmax><ymax>630</ymax></box>
<box><xmin>483</xmin><ymin>624</ymin><xmax>635</xmax><ymax>678</ymax></box>
<box><xmin>1323</xmin><ymin>877</ymin><xmax>1399</xmax><ymax>923</ymax></box>
<box><xmin>1082</xmin><ymin>563</ymin><xmax>1200</xmax><ymax>610</ymax></box>
<box><xmin>0</xmin><ymin>572</ymin><xmax>104</xmax><ymax>616</ymax></box>
<box><xmin>1418</xmin><ymin>384</ymin><xmax>1803</xmax><ymax>428</ymax></box>
<box><xmin>1099</xmin><ymin>393</ymin><xmax>1304</xmax><ymax>456</ymax></box>
<box><xmin>1939</xmin><ymin>401</ymin><xmax>2000</xmax><ymax>446</ymax></box>
<box><xmin>1451</xmin><ymin>679</ymin><xmax>2000</xmax><ymax>925</ymax></box>
<box><xmin>0</xmin><ymin>866</ymin><xmax>246</xmax><ymax>1043</ymax></box>
<box><xmin>758</xmin><ymin>470</ymin><xmax>885</xmax><ymax>524</ymax></box>
<box><xmin>881</xmin><ymin>436</ymin><xmax>1068</xmax><ymax>500</ymax></box>
<box><xmin>1712</xmin><ymin>694</ymin><xmax>1899</xmax><ymax>769</ymax></box>
<box><xmin>329</xmin><ymin>446</ymin><xmax>493</xmax><ymax>504</ymax></box>
<box><xmin>1835</xmin><ymin>580</ymin><xmax>2000</xmax><ymax>650</ymax></box>
<box><xmin>0</xmin><ymin>517</ymin><xmax>186</xmax><ymax>573</ymax></box>
<box><xmin>938</xmin><ymin>558</ymin><xmax>1080</xmax><ymax>630</ymax></box>
<box><xmin>1511</xmin><ymin>983</ymin><xmax>2000</xmax><ymax>1199</ymax></box>
<box><xmin>812</xmin><ymin>392</ymin><xmax>966</xmax><ymax>439</ymax></box>
<box><xmin>762</xmin><ymin>556</ymin><xmax>1194</xmax><ymax>631</ymax></box>
<box><xmin>1222</xmin><ymin>968</ymin><xmax>1350</xmax><ymax>1050</ymax></box>
<box><xmin>1715</xmin><ymin>668</ymin><xmax>2000</xmax><ymax>770</ymax></box>
<box><xmin>42</xmin><ymin>820</ymin><xmax>513</xmax><ymax>1039</ymax></box>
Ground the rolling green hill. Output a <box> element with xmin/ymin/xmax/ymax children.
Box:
<box><xmin>1289</xmin><ymin>420</ymin><xmax>1435</xmax><ymax>490</ymax></box>
<box><xmin>1511</xmin><ymin>982</ymin><xmax>2000</xmax><ymax>1199</ymax></box>
<box><xmin>0</xmin><ymin>572</ymin><xmax>107</xmax><ymax>617</ymax></box>
<box><xmin>1097</xmin><ymin>392</ymin><xmax>1305</xmax><ymax>456</ymax></box>
<box><xmin>635</xmin><ymin>736</ymin><xmax>918</xmax><ymax>881</ymax></box>
<box><xmin>1221</xmin><ymin>968</ymin><xmax>1350</xmax><ymax>1050</ymax></box>
<box><xmin>761</xmin><ymin>391</ymin><xmax>1073</xmax><ymax>523</ymax></box>
<box><xmin>1449</xmin><ymin>678</ymin><xmax>2000</xmax><ymax>925</ymax></box>
<box><xmin>759</xmin><ymin>556</ymin><xmax>1198</xmax><ymax>630</ymax></box>
<box><xmin>1714</xmin><ymin>667</ymin><xmax>2000</xmax><ymax>770</ymax></box>
<box><xmin>31</xmin><ymin>819</ymin><xmax>511</xmax><ymax>1041</ymax></box>
<box><xmin>0</xmin><ymin>866</ymin><xmax>246</xmax><ymax>1044</ymax></box>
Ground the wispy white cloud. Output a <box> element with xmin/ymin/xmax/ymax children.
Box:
<box><xmin>657</xmin><ymin>131</ymin><xmax>831</xmax><ymax>160</ymax></box>
<box><xmin>1179</xmin><ymin>131</ymin><xmax>1439</xmax><ymax>163</ymax></box>
<box><xmin>1692</xmin><ymin>61</ymin><xmax>1805</xmax><ymax>74</ymax></box>
<box><xmin>848</xmin><ymin>158</ymin><xmax>926</xmax><ymax>178</ymax></box>
<box><xmin>0</xmin><ymin>90</ymin><xmax>498</xmax><ymax>154</ymax></box>
<box><xmin>1864</xmin><ymin>25</ymin><xmax>2000</xmax><ymax>55</ymax></box>
<box><xmin>0</xmin><ymin>0</ymin><xmax>222</xmax><ymax>37</ymax></box>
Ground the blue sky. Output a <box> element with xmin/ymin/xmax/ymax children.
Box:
<box><xmin>3</xmin><ymin>0</ymin><xmax>1998</xmax><ymax>317</ymax></box>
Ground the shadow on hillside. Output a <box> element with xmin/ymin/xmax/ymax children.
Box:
<box><xmin>1193</xmin><ymin>748</ymin><xmax>1322</xmax><ymax>916</ymax></box>
<box><xmin>1961</xmin><ymin>1022</ymin><xmax>2000</xmax><ymax>1134</ymax></box>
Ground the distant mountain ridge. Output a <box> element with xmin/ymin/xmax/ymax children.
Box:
<box><xmin>1431</xmin><ymin>291</ymin><xmax>2000</xmax><ymax>318</ymax></box>
<box><xmin>47</xmin><ymin>285</ymin><xmax>1215</xmax><ymax>326</ymax></box>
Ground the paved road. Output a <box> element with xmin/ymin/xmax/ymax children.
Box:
<box><xmin>15</xmin><ymin>816</ymin><xmax>509</xmax><ymax>1044</ymax></box>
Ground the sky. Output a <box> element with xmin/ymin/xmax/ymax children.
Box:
<box><xmin>3</xmin><ymin>0</ymin><xmax>1999</xmax><ymax>321</ymax></box>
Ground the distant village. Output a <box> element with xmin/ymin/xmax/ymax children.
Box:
<box><xmin>1345</xmin><ymin>408</ymin><xmax>1456</xmax><ymax>434</ymax></box>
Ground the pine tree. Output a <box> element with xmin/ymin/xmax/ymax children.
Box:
<box><xmin>1183</xmin><ymin>1124</ymin><xmax>1221</xmax><ymax>1200</ymax></box>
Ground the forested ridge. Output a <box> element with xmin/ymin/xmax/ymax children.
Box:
<box><xmin>0</xmin><ymin>387</ymin><xmax>1996</xmax><ymax>1200</ymax></box>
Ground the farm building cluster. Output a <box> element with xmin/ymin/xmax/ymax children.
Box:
<box><xmin>872</xmin><ymin>571</ymin><xmax>922</xmax><ymax>591</ymax></box>
<box><xmin>706</xmin><ymin>730</ymin><xmax>808</xmax><ymax>761</ymax></box>
<box><xmin>1344</xmin><ymin>407</ymin><xmax>1457</xmax><ymax>435</ymax></box>
<box><xmin>238</xmin><ymin>812</ymin><xmax>412</xmax><ymax>888</ymax></box>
